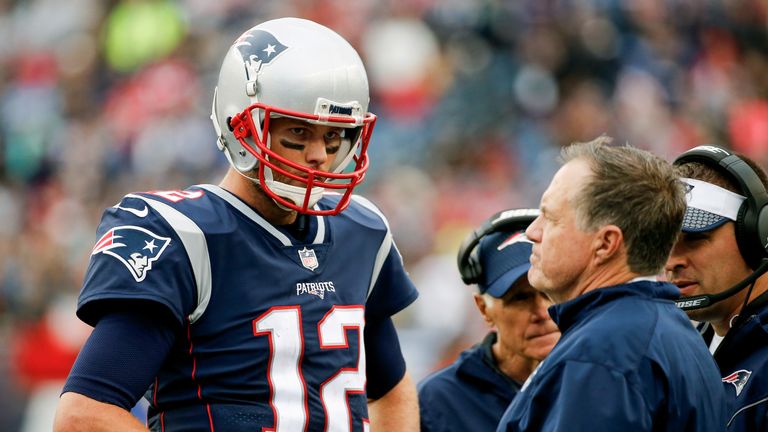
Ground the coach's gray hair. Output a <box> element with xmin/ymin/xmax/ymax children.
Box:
<box><xmin>560</xmin><ymin>136</ymin><xmax>686</xmax><ymax>275</ymax></box>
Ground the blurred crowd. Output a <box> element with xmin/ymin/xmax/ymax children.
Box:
<box><xmin>0</xmin><ymin>0</ymin><xmax>767</xmax><ymax>430</ymax></box>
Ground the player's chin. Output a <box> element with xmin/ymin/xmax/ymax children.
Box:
<box><xmin>525</xmin><ymin>338</ymin><xmax>558</xmax><ymax>360</ymax></box>
<box><xmin>526</xmin><ymin>267</ymin><xmax>548</xmax><ymax>291</ymax></box>
<box><xmin>677</xmin><ymin>284</ymin><xmax>699</xmax><ymax>297</ymax></box>
<box><xmin>528</xmin><ymin>329</ymin><xmax>559</xmax><ymax>342</ymax></box>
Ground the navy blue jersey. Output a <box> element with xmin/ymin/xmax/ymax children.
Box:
<box><xmin>710</xmin><ymin>294</ymin><xmax>768</xmax><ymax>431</ymax></box>
<box><xmin>76</xmin><ymin>185</ymin><xmax>418</xmax><ymax>432</ymax></box>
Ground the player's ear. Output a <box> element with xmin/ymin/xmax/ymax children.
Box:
<box><xmin>473</xmin><ymin>293</ymin><xmax>494</xmax><ymax>327</ymax></box>
<box><xmin>594</xmin><ymin>224</ymin><xmax>623</xmax><ymax>266</ymax></box>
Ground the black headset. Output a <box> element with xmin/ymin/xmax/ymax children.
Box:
<box><xmin>673</xmin><ymin>145</ymin><xmax>768</xmax><ymax>270</ymax></box>
<box><xmin>673</xmin><ymin>145</ymin><xmax>768</xmax><ymax>311</ymax></box>
<box><xmin>457</xmin><ymin>208</ymin><xmax>539</xmax><ymax>285</ymax></box>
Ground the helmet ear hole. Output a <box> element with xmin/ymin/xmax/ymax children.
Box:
<box><xmin>226</xmin><ymin>117</ymin><xmax>234</xmax><ymax>132</ymax></box>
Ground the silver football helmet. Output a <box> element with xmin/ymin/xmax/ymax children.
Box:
<box><xmin>211</xmin><ymin>17</ymin><xmax>376</xmax><ymax>215</ymax></box>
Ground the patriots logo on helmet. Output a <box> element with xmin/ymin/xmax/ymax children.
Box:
<box><xmin>92</xmin><ymin>226</ymin><xmax>171</xmax><ymax>282</ymax></box>
<box><xmin>234</xmin><ymin>29</ymin><xmax>288</xmax><ymax>71</ymax></box>
<box><xmin>722</xmin><ymin>369</ymin><xmax>752</xmax><ymax>396</ymax></box>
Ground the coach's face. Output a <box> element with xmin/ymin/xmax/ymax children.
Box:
<box><xmin>526</xmin><ymin>159</ymin><xmax>596</xmax><ymax>303</ymax></box>
<box><xmin>665</xmin><ymin>222</ymin><xmax>752</xmax><ymax>327</ymax></box>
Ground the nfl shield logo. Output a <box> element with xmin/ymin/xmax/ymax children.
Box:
<box><xmin>298</xmin><ymin>247</ymin><xmax>319</xmax><ymax>271</ymax></box>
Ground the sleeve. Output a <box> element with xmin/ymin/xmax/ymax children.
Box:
<box><xmin>364</xmin><ymin>242</ymin><xmax>419</xmax><ymax>320</ymax></box>
<box><xmin>77</xmin><ymin>195</ymin><xmax>198</xmax><ymax>327</ymax></box>
<box><xmin>61</xmin><ymin>304</ymin><xmax>178</xmax><ymax>410</ymax></box>
<box><xmin>364</xmin><ymin>316</ymin><xmax>406</xmax><ymax>399</ymax></box>
<box><xmin>498</xmin><ymin>360</ymin><xmax>653</xmax><ymax>432</ymax></box>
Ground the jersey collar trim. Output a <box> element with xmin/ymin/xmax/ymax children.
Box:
<box><xmin>197</xmin><ymin>184</ymin><xmax>326</xmax><ymax>246</ymax></box>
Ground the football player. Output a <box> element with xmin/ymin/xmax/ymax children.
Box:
<box><xmin>54</xmin><ymin>17</ymin><xmax>419</xmax><ymax>432</ymax></box>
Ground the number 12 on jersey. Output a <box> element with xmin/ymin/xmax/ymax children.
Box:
<box><xmin>254</xmin><ymin>305</ymin><xmax>368</xmax><ymax>432</ymax></box>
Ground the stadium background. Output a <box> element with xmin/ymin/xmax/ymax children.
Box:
<box><xmin>0</xmin><ymin>0</ymin><xmax>767</xmax><ymax>430</ymax></box>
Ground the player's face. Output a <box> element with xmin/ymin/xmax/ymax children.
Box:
<box><xmin>267</xmin><ymin>117</ymin><xmax>343</xmax><ymax>185</ymax></box>
<box><xmin>482</xmin><ymin>279</ymin><xmax>559</xmax><ymax>361</ymax></box>
<box><xmin>525</xmin><ymin>159</ymin><xmax>596</xmax><ymax>303</ymax></box>
<box><xmin>665</xmin><ymin>222</ymin><xmax>752</xmax><ymax>324</ymax></box>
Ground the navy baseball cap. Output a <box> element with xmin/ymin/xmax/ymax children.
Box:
<box><xmin>681</xmin><ymin>178</ymin><xmax>746</xmax><ymax>233</ymax></box>
<box><xmin>477</xmin><ymin>230</ymin><xmax>533</xmax><ymax>298</ymax></box>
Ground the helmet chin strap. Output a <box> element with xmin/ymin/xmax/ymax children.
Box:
<box><xmin>262</xmin><ymin>164</ymin><xmax>325</xmax><ymax>210</ymax></box>
<box><xmin>223</xmin><ymin>150</ymin><xmax>324</xmax><ymax>212</ymax></box>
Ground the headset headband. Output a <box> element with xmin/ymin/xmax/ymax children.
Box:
<box><xmin>457</xmin><ymin>208</ymin><xmax>539</xmax><ymax>285</ymax></box>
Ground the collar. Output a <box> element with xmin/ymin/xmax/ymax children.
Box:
<box><xmin>456</xmin><ymin>332</ymin><xmax>521</xmax><ymax>393</ymax></box>
<box><xmin>714</xmin><ymin>297</ymin><xmax>768</xmax><ymax>364</ymax></box>
<box><xmin>738</xmin><ymin>290</ymin><xmax>768</xmax><ymax>324</ymax></box>
<box><xmin>548</xmin><ymin>280</ymin><xmax>681</xmax><ymax>332</ymax></box>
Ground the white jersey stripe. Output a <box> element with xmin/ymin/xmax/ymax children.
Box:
<box><xmin>312</xmin><ymin>214</ymin><xmax>326</xmax><ymax>245</ymax></box>
<box><xmin>130</xmin><ymin>194</ymin><xmax>213</xmax><ymax>324</ymax></box>
<box><xmin>350</xmin><ymin>195</ymin><xmax>393</xmax><ymax>299</ymax></box>
<box><xmin>197</xmin><ymin>184</ymin><xmax>294</xmax><ymax>246</ymax></box>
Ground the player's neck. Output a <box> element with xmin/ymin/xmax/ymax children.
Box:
<box><xmin>493</xmin><ymin>342</ymin><xmax>539</xmax><ymax>384</ymax></box>
<box><xmin>561</xmin><ymin>260</ymin><xmax>640</xmax><ymax>304</ymax></box>
<box><xmin>219</xmin><ymin>168</ymin><xmax>297</xmax><ymax>225</ymax></box>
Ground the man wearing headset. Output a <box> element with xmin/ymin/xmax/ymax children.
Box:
<box><xmin>666</xmin><ymin>145</ymin><xmax>768</xmax><ymax>431</ymax></box>
<box><xmin>417</xmin><ymin>209</ymin><xmax>560</xmax><ymax>432</ymax></box>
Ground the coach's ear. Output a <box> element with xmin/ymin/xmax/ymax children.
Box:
<box><xmin>473</xmin><ymin>293</ymin><xmax>493</xmax><ymax>327</ymax></box>
<box><xmin>593</xmin><ymin>224</ymin><xmax>624</xmax><ymax>266</ymax></box>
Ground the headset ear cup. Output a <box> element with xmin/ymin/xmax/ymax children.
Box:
<box><xmin>457</xmin><ymin>229</ymin><xmax>482</xmax><ymax>284</ymax></box>
<box><xmin>466</xmin><ymin>249</ymin><xmax>482</xmax><ymax>284</ymax></box>
<box><xmin>756</xmin><ymin>203</ymin><xmax>768</xmax><ymax>262</ymax></box>
<box><xmin>735</xmin><ymin>202</ymin><xmax>762</xmax><ymax>270</ymax></box>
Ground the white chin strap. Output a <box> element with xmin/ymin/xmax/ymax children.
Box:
<box><xmin>223</xmin><ymin>150</ymin><xmax>324</xmax><ymax>211</ymax></box>
<box><xmin>263</xmin><ymin>165</ymin><xmax>325</xmax><ymax>210</ymax></box>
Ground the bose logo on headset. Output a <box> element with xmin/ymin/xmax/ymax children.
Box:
<box><xmin>457</xmin><ymin>208</ymin><xmax>539</xmax><ymax>285</ymax></box>
<box><xmin>674</xmin><ymin>145</ymin><xmax>768</xmax><ymax>270</ymax></box>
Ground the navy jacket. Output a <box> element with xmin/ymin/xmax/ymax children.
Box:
<box><xmin>497</xmin><ymin>281</ymin><xmax>727</xmax><ymax>432</ymax></box>
<box><xmin>418</xmin><ymin>332</ymin><xmax>520</xmax><ymax>432</ymax></box>
<box><xmin>713</xmin><ymin>292</ymin><xmax>768</xmax><ymax>430</ymax></box>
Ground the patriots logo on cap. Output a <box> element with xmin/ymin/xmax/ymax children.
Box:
<box><xmin>722</xmin><ymin>369</ymin><xmax>752</xmax><ymax>396</ymax></box>
<box><xmin>497</xmin><ymin>232</ymin><xmax>533</xmax><ymax>251</ymax></box>
<box><xmin>234</xmin><ymin>29</ymin><xmax>288</xmax><ymax>73</ymax></box>
<box><xmin>92</xmin><ymin>226</ymin><xmax>171</xmax><ymax>282</ymax></box>
<box><xmin>683</xmin><ymin>182</ymin><xmax>695</xmax><ymax>194</ymax></box>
